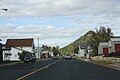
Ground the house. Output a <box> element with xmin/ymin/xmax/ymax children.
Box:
<box><xmin>3</xmin><ymin>38</ymin><xmax>35</xmax><ymax>61</ymax></box>
<box><xmin>98</xmin><ymin>36</ymin><xmax>120</xmax><ymax>55</ymax></box>
<box><xmin>78</xmin><ymin>42</ymin><xmax>92</xmax><ymax>58</ymax></box>
<box><xmin>109</xmin><ymin>37</ymin><xmax>120</xmax><ymax>53</ymax></box>
<box><xmin>41</xmin><ymin>51</ymin><xmax>49</xmax><ymax>59</ymax></box>
<box><xmin>78</xmin><ymin>43</ymin><xmax>87</xmax><ymax>57</ymax></box>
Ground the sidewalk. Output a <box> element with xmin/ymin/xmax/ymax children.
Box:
<box><xmin>81</xmin><ymin>59</ymin><xmax>120</xmax><ymax>71</ymax></box>
<box><xmin>107</xmin><ymin>63</ymin><xmax>120</xmax><ymax>70</ymax></box>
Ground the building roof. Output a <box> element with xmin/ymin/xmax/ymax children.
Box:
<box><xmin>99</xmin><ymin>42</ymin><xmax>109</xmax><ymax>46</ymax></box>
<box><xmin>111</xmin><ymin>36</ymin><xmax>120</xmax><ymax>38</ymax></box>
<box><xmin>5</xmin><ymin>38</ymin><xmax>34</xmax><ymax>47</ymax></box>
<box><xmin>110</xmin><ymin>38</ymin><xmax>120</xmax><ymax>42</ymax></box>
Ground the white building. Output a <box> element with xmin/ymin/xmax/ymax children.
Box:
<box><xmin>98</xmin><ymin>37</ymin><xmax>120</xmax><ymax>55</ymax></box>
<box><xmin>78</xmin><ymin>42</ymin><xmax>93</xmax><ymax>58</ymax></box>
<box><xmin>109</xmin><ymin>37</ymin><xmax>120</xmax><ymax>53</ymax></box>
<box><xmin>3</xmin><ymin>38</ymin><xmax>35</xmax><ymax>61</ymax></box>
<box><xmin>78</xmin><ymin>43</ymin><xmax>88</xmax><ymax>57</ymax></box>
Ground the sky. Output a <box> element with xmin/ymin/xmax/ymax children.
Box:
<box><xmin>0</xmin><ymin>0</ymin><xmax>120</xmax><ymax>48</ymax></box>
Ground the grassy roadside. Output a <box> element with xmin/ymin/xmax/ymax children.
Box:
<box><xmin>89</xmin><ymin>59</ymin><xmax>114</xmax><ymax>64</ymax></box>
<box><xmin>78</xmin><ymin>58</ymin><xmax>113</xmax><ymax>64</ymax></box>
<box><xmin>90</xmin><ymin>56</ymin><xmax>120</xmax><ymax>64</ymax></box>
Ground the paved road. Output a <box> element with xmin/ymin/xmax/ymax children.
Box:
<box><xmin>0</xmin><ymin>59</ymin><xmax>120</xmax><ymax>80</ymax></box>
<box><xmin>0</xmin><ymin>59</ymin><xmax>56</xmax><ymax>80</ymax></box>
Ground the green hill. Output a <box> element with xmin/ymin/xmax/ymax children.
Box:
<box><xmin>60</xmin><ymin>30</ymin><xmax>95</xmax><ymax>55</ymax></box>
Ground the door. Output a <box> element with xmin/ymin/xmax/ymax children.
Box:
<box><xmin>115</xmin><ymin>44</ymin><xmax>120</xmax><ymax>52</ymax></box>
<box><xmin>103</xmin><ymin>48</ymin><xmax>108</xmax><ymax>54</ymax></box>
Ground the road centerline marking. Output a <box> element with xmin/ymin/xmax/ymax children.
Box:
<box><xmin>16</xmin><ymin>60</ymin><xmax>60</xmax><ymax>80</ymax></box>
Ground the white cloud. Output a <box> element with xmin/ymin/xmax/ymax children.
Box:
<box><xmin>0</xmin><ymin>0</ymin><xmax>120</xmax><ymax>47</ymax></box>
<box><xmin>0</xmin><ymin>0</ymin><xmax>120</xmax><ymax>17</ymax></box>
<box><xmin>0</xmin><ymin>24</ymin><xmax>86</xmax><ymax>47</ymax></box>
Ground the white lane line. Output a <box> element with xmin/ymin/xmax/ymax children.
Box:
<box><xmin>16</xmin><ymin>60</ymin><xmax>60</xmax><ymax>80</ymax></box>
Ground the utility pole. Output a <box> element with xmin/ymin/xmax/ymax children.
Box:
<box><xmin>0</xmin><ymin>9</ymin><xmax>8</xmax><ymax>62</ymax></box>
<box><xmin>38</xmin><ymin>38</ymin><xmax>40</xmax><ymax>59</ymax></box>
<box><xmin>0</xmin><ymin>39</ymin><xmax>3</xmax><ymax>62</ymax></box>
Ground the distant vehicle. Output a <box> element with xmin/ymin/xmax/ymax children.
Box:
<box><xmin>65</xmin><ymin>55</ymin><xmax>72</xmax><ymax>60</ymax></box>
<box><xmin>24</xmin><ymin>53</ymin><xmax>36</xmax><ymax>63</ymax></box>
<box><xmin>71</xmin><ymin>56</ymin><xmax>75</xmax><ymax>59</ymax></box>
<box><xmin>52</xmin><ymin>56</ymin><xmax>60</xmax><ymax>60</ymax></box>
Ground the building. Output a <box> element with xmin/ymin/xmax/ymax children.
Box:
<box><xmin>109</xmin><ymin>37</ymin><xmax>120</xmax><ymax>53</ymax></box>
<box><xmin>3</xmin><ymin>38</ymin><xmax>35</xmax><ymax>61</ymax></box>
<box><xmin>78</xmin><ymin>42</ymin><xmax>92</xmax><ymax>58</ymax></box>
<box><xmin>41</xmin><ymin>51</ymin><xmax>49</xmax><ymax>59</ymax></box>
<box><xmin>98</xmin><ymin>36</ymin><xmax>120</xmax><ymax>55</ymax></box>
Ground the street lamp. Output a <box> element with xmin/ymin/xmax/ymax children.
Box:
<box><xmin>0</xmin><ymin>39</ymin><xmax>3</xmax><ymax>62</ymax></box>
<box><xmin>0</xmin><ymin>8</ymin><xmax>8</xmax><ymax>11</ymax></box>
<box><xmin>38</xmin><ymin>38</ymin><xmax>40</xmax><ymax>59</ymax></box>
<box><xmin>0</xmin><ymin>8</ymin><xmax>8</xmax><ymax>62</ymax></box>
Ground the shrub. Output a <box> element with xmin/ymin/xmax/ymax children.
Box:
<box><xmin>106</xmin><ymin>51</ymin><xmax>120</xmax><ymax>57</ymax></box>
<box><xmin>18</xmin><ymin>51</ymin><xmax>27</xmax><ymax>61</ymax></box>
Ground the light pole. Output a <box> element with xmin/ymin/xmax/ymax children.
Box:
<box><xmin>0</xmin><ymin>39</ymin><xmax>3</xmax><ymax>62</ymax></box>
<box><xmin>0</xmin><ymin>8</ymin><xmax>8</xmax><ymax>62</ymax></box>
<box><xmin>38</xmin><ymin>38</ymin><xmax>40</xmax><ymax>59</ymax></box>
<box><xmin>0</xmin><ymin>8</ymin><xmax>8</xmax><ymax>11</ymax></box>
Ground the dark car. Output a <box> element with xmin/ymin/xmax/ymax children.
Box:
<box><xmin>65</xmin><ymin>55</ymin><xmax>72</xmax><ymax>60</ymax></box>
<box><xmin>24</xmin><ymin>53</ymin><xmax>36</xmax><ymax>63</ymax></box>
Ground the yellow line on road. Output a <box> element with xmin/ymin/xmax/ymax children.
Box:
<box><xmin>16</xmin><ymin>60</ymin><xmax>60</xmax><ymax>80</ymax></box>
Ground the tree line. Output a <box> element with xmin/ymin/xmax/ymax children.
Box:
<box><xmin>41</xmin><ymin>45</ymin><xmax>61</xmax><ymax>56</ymax></box>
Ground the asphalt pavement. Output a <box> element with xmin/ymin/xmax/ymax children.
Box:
<box><xmin>0</xmin><ymin>59</ymin><xmax>120</xmax><ymax>80</ymax></box>
<box><xmin>0</xmin><ymin>59</ymin><xmax>56</xmax><ymax>80</ymax></box>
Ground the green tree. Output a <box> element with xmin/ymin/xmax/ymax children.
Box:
<box><xmin>73</xmin><ymin>47</ymin><xmax>79</xmax><ymax>54</ymax></box>
<box><xmin>41</xmin><ymin>45</ymin><xmax>52</xmax><ymax>51</ymax></box>
<box><xmin>52</xmin><ymin>46</ymin><xmax>61</xmax><ymax>56</ymax></box>
<box><xmin>91</xmin><ymin>26</ymin><xmax>113</xmax><ymax>55</ymax></box>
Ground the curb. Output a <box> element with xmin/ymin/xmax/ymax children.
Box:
<box><xmin>0</xmin><ymin>61</ymin><xmax>23</xmax><ymax>67</ymax></box>
<box><xmin>80</xmin><ymin>59</ymin><xmax>120</xmax><ymax>71</ymax></box>
<box><xmin>106</xmin><ymin>64</ymin><xmax>120</xmax><ymax>70</ymax></box>
<box><xmin>36</xmin><ymin>58</ymin><xmax>52</xmax><ymax>61</ymax></box>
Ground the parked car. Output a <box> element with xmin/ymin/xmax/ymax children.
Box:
<box><xmin>24</xmin><ymin>53</ymin><xmax>36</xmax><ymax>63</ymax></box>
